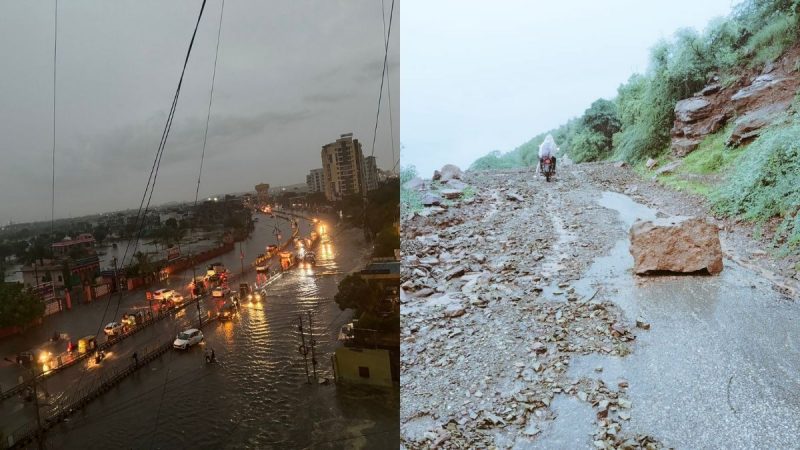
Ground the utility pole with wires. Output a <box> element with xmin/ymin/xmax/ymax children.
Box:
<box><xmin>30</xmin><ymin>365</ymin><xmax>45</xmax><ymax>450</ymax></box>
<box><xmin>307</xmin><ymin>311</ymin><xmax>318</xmax><ymax>381</ymax></box>
<box><xmin>297</xmin><ymin>315</ymin><xmax>311</xmax><ymax>384</ymax></box>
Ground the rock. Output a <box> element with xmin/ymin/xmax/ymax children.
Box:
<box><xmin>629</xmin><ymin>216</ymin><xmax>723</xmax><ymax>275</ymax></box>
<box><xmin>670</xmin><ymin>137</ymin><xmax>701</xmax><ymax>157</ymax></box>
<box><xmin>652</xmin><ymin>160</ymin><xmax>683</xmax><ymax>177</ymax></box>
<box><xmin>506</xmin><ymin>191</ymin><xmax>524</xmax><ymax>202</ymax></box>
<box><xmin>532</xmin><ymin>342</ymin><xmax>547</xmax><ymax>354</ymax></box>
<box><xmin>422</xmin><ymin>193</ymin><xmax>443</xmax><ymax>207</ymax></box>
<box><xmin>674</xmin><ymin>97</ymin><xmax>711</xmax><ymax>123</ymax></box>
<box><xmin>727</xmin><ymin>102</ymin><xmax>790</xmax><ymax>146</ymax></box>
<box><xmin>730</xmin><ymin>73</ymin><xmax>792</xmax><ymax>114</ymax></box>
<box><xmin>403</xmin><ymin>177</ymin><xmax>426</xmax><ymax>191</ymax></box>
<box><xmin>432</xmin><ymin>170</ymin><xmax>441</xmax><ymax>181</ymax></box>
<box><xmin>439</xmin><ymin>164</ymin><xmax>464</xmax><ymax>182</ymax></box>
<box><xmin>444</xmin><ymin>179</ymin><xmax>469</xmax><ymax>190</ymax></box>
<box><xmin>635</xmin><ymin>317</ymin><xmax>651</xmax><ymax>330</ymax></box>
<box><xmin>699</xmin><ymin>83</ymin><xmax>721</xmax><ymax>96</ymax></box>
<box><xmin>614</xmin><ymin>161</ymin><xmax>627</xmax><ymax>168</ymax></box>
<box><xmin>444</xmin><ymin>303</ymin><xmax>466</xmax><ymax>318</ymax></box>
<box><xmin>618</xmin><ymin>398</ymin><xmax>632</xmax><ymax>409</ymax></box>
<box><xmin>645</xmin><ymin>159</ymin><xmax>657</xmax><ymax>170</ymax></box>
<box><xmin>440</xmin><ymin>188</ymin><xmax>463</xmax><ymax>200</ymax></box>
<box><xmin>618</xmin><ymin>378</ymin><xmax>629</xmax><ymax>389</ymax></box>
<box><xmin>415</xmin><ymin>288</ymin><xmax>435</xmax><ymax>297</ymax></box>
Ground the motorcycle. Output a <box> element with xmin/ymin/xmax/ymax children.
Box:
<box><xmin>541</xmin><ymin>156</ymin><xmax>555</xmax><ymax>182</ymax></box>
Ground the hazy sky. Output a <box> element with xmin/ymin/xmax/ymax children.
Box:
<box><xmin>0</xmin><ymin>0</ymin><xmax>399</xmax><ymax>224</ymax></box>
<box><xmin>401</xmin><ymin>0</ymin><xmax>736</xmax><ymax>177</ymax></box>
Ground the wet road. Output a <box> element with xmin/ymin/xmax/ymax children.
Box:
<box><xmin>555</xmin><ymin>192</ymin><xmax>800</xmax><ymax>449</ymax></box>
<box><xmin>23</xmin><ymin>217</ymin><xmax>398</xmax><ymax>449</ymax></box>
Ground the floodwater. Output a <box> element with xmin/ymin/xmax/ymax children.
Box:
<box><xmin>565</xmin><ymin>192</ymin><xmax>800</xmax><ymax>449</ymax></box>
<box><xmin>7</xmin><ymin>214</ymin><xmax>398</xmax><ymax>449</ymax></box>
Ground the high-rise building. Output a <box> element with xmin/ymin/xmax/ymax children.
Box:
<box><xmin>321</xmin><ymin>133</ymin><xmax>366</xmax><ymax>201</ymax></box>
<box><xmin>306</xmin><ymin>168</ymin><xmax>324</xmax><ymax>193</ymax></box>
<box><xmin>364</xmin><ymin>155</ymin><xmax>379</xmax><ymax>191</ymax></box>
<box><xmin>255</xmin><ymin>183</ymin><xmax>270</xmax><ymax>206</ymax></box>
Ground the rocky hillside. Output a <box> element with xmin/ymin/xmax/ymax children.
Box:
<box><xmin>671</xmin><ymin>44</ymin><xmax>800</xmax><ymax>153</ymax></box>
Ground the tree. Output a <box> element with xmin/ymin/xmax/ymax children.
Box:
<box><xmin>334</xmin><ymin>274</ymin><xmax>382</xmax><ymax>313</ymax></box>
<box><xmin>0</xmin><ymin>283</ymin><xmax>45</xmax><ymax>328</ymax></box>
<box><xmin>92</xmin><ymin>225</ymin><xmax>108</xmax><ymax>244</ymax></box>
<box><xmin>373</xmin><ymin>227</ymin><xmax>399</xmax><ymax>258</ymax></box>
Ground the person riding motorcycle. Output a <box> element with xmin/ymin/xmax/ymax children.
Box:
<box><xmin>537</xmin><ymin>134</ymin><xmax>557</xmax><ymax>176</ymax></box>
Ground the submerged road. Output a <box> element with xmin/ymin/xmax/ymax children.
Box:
<box><xmin>13</xmin><ymin>216</ymin><xmax>399</xmax><ymax>449</ymax></box>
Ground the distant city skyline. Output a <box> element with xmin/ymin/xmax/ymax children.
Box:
<box><xmin>0</xmin><ymin>1</ymin><xmax>399</xmax><ymax>224</ymax></box>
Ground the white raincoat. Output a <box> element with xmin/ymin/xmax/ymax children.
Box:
<box><xmin>538</xmin><ymin>134</ymin><xmax>557</xmax><ymax>159</ymax></box>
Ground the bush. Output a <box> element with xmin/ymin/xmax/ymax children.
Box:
<box><xmin>712</xmin><ymin>123</ymin><xmax>800</xmax><ymax>247</ymax></box>
<box><xmin>742</xmin><ymin>13</ymin><xmax>799</xmax><ymax>65</ymax></box>
<box><xmin>400</xmin><ymin>165</ymin><xmax>422</xmax><ymax>215</ymax></box>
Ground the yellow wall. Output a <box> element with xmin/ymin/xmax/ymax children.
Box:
<box><xmin>334</xmin><ymin>347</ymin><xmax>393</xmax><ymax>387</ymax></box>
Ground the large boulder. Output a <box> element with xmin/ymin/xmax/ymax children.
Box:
<box><xmin>674</xmin><ymin>97</ymin><xmax>712</xmax><ymax>123</ymax></box>
<box><xmin>438</xmin><ymin>164</ymin><xmax>464</xmax><ymax>182</ymax></box>
<box><xmin>629</xmin><ymin>216</ymin><xmax>723</xmax><ymax>275</ymax></box>
<box><xmin>727</xmin><ymin>102</ymin><xmax>791</xmax><ymax>146</ymax></box>
<box><xmin>403</xmin><ymin>177</ymin><xmax>426</xmax><ymax>191</ymax></box>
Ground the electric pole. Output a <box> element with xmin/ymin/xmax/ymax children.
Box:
<box><xmin>30</xmin><ymin>365</ymin><xmax>44</xmax><ymax>450</ymax></box>
<box><xmin>307</xmin><ymin>311</ymin><xmax>318</xmax><ymax>380</ymax></box>
<box><xmin>297</xmin><ymin>315</ymin><xmax>310</xmax><ymax>384</ymax></box>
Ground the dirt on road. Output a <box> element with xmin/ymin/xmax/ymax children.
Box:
<box><xmin>400</xmin><ymin>161</ymin><xmax>800</xmax><ymax>449</ymax></box>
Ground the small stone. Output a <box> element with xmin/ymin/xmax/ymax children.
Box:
<box><xmin>594</xmin><ymin>366</ymin><xmax>603</xmax><ymax>372</ymax></box>
<box><xmin>636</xmin><ymin>317</ymin><xmax>651</xmax><ymax>330</ymax></box>
<box><xmin>618</xmin><ymin>378</ymin><xmax>629</xmax><ymax>389</ymax></box>
<box><xmin>619</xmin><ymin>411</ymin><xmax>631</xmax><ymax>421</ymax></box>
<box><xmin>618</xmin><ymin>398</ymin><xmax>632</xmax><ymax>409</ymax></box>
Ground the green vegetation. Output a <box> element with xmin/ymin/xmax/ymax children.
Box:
<box><xmin>400</xmin><ymin>165</ymin><xmax>423</xmax><ymax>215</ymax></box>
<box><xmin>0</xmin><ymin>283</ymin><xmax>45</xmax><ymax>328</ymax></box>
<box><xmin>712</xmin><ymin>123</ymin><xmax>800</xmax><ymax>248</ymax></box>
<box><xmin>468</xmin><ymin>0</ymin><xmax>800</xmax><ymax>251</ymax></box>
<box><xmin>334</xmin><ymin>273</ymin><xmax>384</xmax><ymax>313</ymax></box>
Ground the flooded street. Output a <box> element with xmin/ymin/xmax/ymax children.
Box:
<box><xmin>4</xmin><ymin>215</ymin><xmax>398</xmax><ymax>449</ymax></box>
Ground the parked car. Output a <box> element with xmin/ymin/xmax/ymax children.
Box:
<box><xmin>173</xmin><ymin>329</ymin><xmax>204</xmax><ymax>350</ymax></box>
<box><xmin>104</xmin><ymin>322</ymin><xmax>124</xmax><ymax>336</ymax></box>
<box><xmin>153</xmin><ymin>289</ymin><xmax>176</xmax><ymax>301</ymax></box>
<box><xmin>212</xmin><ymin>287</ymin><xmax>230</xmax><ymax>298</ymax></box>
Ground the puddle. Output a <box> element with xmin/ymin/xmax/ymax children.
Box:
<box><xmin>565</xmin><ymin>191</ymin><xmax>800</xmax><ymax>448</ymax></box>
<box><xmin>596</xmin><ymin>191</ymin><xmax>658</xmax><ymax>228</ymax></box>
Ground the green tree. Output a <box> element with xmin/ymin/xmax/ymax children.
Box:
<box><xmin>334</xmin><ymin>274</ymin><xmax>382</xmax><ymax>313</ymax></box>
<box><xmin>0</xmin><ymin>283</ymin><xmax>45</xmax><ymax>328</ymax></box>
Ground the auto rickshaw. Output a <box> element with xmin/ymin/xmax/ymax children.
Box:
<box><xmin>78</xmin><ymin>335</ymin><xmax>97</xmax><ymax>354</ymax></box>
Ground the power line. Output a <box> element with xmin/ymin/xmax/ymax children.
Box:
<box><xmin>51</xmin><ymin>0</ymin><xmax>58</xmax><ymax>236</ymax></box>
<box><xmin>195</xmin><ymin>0</ymin><xmax>225</xmax><ymax>209</ymax></box>
<box><xmin>64</xmin><ymin>0</ymin><xmax>209</xmax><ymax>408</ymax></box>
<box><xmin>380</xmin><ymin>0</ymin><xmax>396</xmax><ymax>174</ymax></box>
<box><xmin>369</xmin><ymin>0</ymin><xmax>395</xmax><ymax>158</ymax></box>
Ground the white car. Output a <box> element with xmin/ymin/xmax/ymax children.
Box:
<box><xmin>173</xmin><ymin>329</ymin><xmax>203</xmax><ymax>350</ymax></box>
<box><xmin>211</xmin><ymin>287</ymin><xmax>230</xmax><ymax>298</ymax></box>
<box><xmin>104</xmin><ymin>322</ymin><xmax>124</xmax><ymax>336</ymax></box>
<box><xmin>153</xmin><ymin>289</ymin><xmax>176</xmax><ymax>301</ymax></box>
<box><xmin>170</xmin><ymin>293</ymin><xmax>185</xmax><ymax>305</ymax></box>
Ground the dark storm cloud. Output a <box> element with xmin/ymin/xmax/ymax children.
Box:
<box><xmin>0</xmin><ymin>0</ymin><xmax>399</xmax><ymax>223</ymax></box>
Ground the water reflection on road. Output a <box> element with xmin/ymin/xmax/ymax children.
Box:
<box><xmin>44</xmin><ymin>220</ymin><xmax>399</xmax><ymax>449</ymax></box>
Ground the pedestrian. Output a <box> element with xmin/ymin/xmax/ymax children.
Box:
<box><xmin>132</xmin><ymin>352</ymin><xmax>138</xmax><ymax>367</ymax></box>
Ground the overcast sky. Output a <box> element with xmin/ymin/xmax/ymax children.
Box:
<box><xmin>0</xmin><ymin>0</ymin><xmax>399</xmax><ymax>224</ymax></box>
<box><xmin>401</xmin><ymin>0</ymin><xmax>736</xmax><ymax>177</ymax></box>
